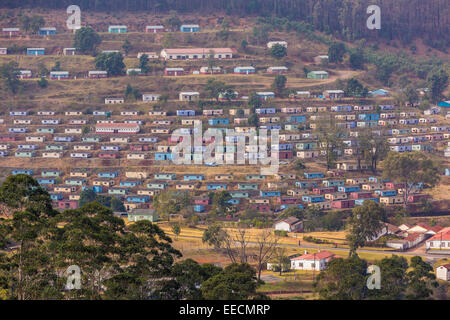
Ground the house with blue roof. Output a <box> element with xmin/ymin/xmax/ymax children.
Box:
<box><xmin>260</xmin><ymin>191</ymin><xmax>281</xmax><ymax>197</ymax></box>
<box><xmin>184</xmin><ymin>174</ymin><xmax>205</xmax><ymax>181</ymax></box>
<box><xmin>304</xmin><ymin>172</ymin><xmax>324</xmax><ymax>179</ymax></box>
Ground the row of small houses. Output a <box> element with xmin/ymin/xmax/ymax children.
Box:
<box><xmin>8</xmin><ymin>165</ymin><xmax>433</xmax><ymax>214</ymax></box>
<box><xmin>1</xmin><ymin>25</ymin><xmax>201</xmax><ymax>37</ymax></box>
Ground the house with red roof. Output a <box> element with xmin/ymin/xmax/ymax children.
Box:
<box><xmin>426</xmin><ymin>227</ymin><xmax>450</xmax><ymax>251</ymax></box>
<box><xmin>408</xmin><ymin>223</ymin><xmax>443</xmax><ymax>235</ymax></box>
<box><xmin>290</xmin><ymin>251</ymin><xmax>336</xmax><ymax>271</ymax></box>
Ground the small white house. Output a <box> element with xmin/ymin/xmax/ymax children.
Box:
<box><xmin>179</xmin><ymin>92</ymin><xmax>200</xmax><ymax>102</ymax></box>
<box><xmin>436</xmin><ymin>264</ymin><xmax>450</xmax><ymax>281</ymax></box>
<box><xmin>290</xmin><ymin>251</ymin><xmax>336</xmax><ymax>271</ymax></box>
<box><xmin>143</xmin><ymin>94</ymin><xmax>161</xmax><ymax>102</ymax></box>
<box><xmin>105</xmin><ymin>97</ymin><xmax>124</xmax><ymax>104</ymax></box>
<box><xmin>274</xmin><ymin>217</ymin><xmax>303</xmax><ymax>233</ymax></box>
<box><xmin>267</xmin><ymin>41</ymin><xmax>287</xmax><ymax>49</ymax></box>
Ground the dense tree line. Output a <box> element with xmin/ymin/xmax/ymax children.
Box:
<box><xmin>0</xmin><ymin>174</ymin><xmax>263</xmax><ymax>300</ymax></box>
<box><xmin>1</xmin><ymin>1</ymin><xmax>448</xmax><ymax>47</ymax></box>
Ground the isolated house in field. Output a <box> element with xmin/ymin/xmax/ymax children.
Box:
<box><xmin>164</xmin><ymin>67</ymin><xmax>184</xmax><ymax>76</ymax></box>
<box><xmin>307</xmin><ymin>71</ymin><xmax>328</xmax><ymax>79</ymax></box>
<box><xmin>290</xmin><ymin>251</ymin><xmax>336</xmax><ymax>271</ymax></box>
<box><xmin>137</xmin><ymin>52</ymin><xmax>159</xmax><ymax>59</ymax></box>
<box><xmin>234</xmin><ymin>66</ymin><xmax>256</xmax><ymax>75</ymax></box>
<box><xmin>267</xmin><ymin>41</ymin><xmax>287</xmax><ymax>48</ymax></box>
<box><xmin>274</xmin><ymin>217</ymin><xmax>303</xmax><ymax>233</ymax></box>
<box><xmin>127</xmin><ymin>68</ymin><xmax>144</xmax><ymax>76</ymax></box>
<box><xmin>39</xmin><ymin>27</ymin><xmax>56</xmax><ymax>35</ymax></box>
<box><xmin>146</xmin><ymin>25</ymin><xmax>165</xmax><ymax>33</ymax></box>
<box><xmin>108</xmin><ymin>25</ymin><xmax>127</xmax><ymax>33</ymax></box>
<box><xmin>179</xmin><ymin>92</ymin><xmax>199</xmax><ymax>102</ymax></box>
<box><xmin>160</xmin><ymin>48</ymin><xmax>233</xmax><ymax>60</ymax></box>
<box><xmin>314</xmin><ymin>55</ymin><xmax>329</xmax><ymax>64</ymax></box>
<box><xmin>142</xmin><ymin>94</ymin><xmax>161</xmax><ymax>102</ymax></box>
<box><xmin>63</xmin><ymin>47</ymin><xmax>77</xmax><ymax>55</ymax></box>
<box><xmin>2</xmin><ymin>27</ymin><xmax>19</xmax><ymax>37</ymax></box>
<box><xmin>267</xmin><ymin>66</ymin><xmax>288</xmax><ymax>74</ymax></box>
<box><xmin>27</xmin><ymin>48</ymin><xmax>45</xmax><ymax>55</ymax></box>
<box><xmin>89</xmin><ymin>71</ymin><xmax>108</xmax><ymax>79</ymax></box>
<box><xmin>180</xmin><ymin>24</ymin><xmax>199</xmax><ymax>32</ymax></box>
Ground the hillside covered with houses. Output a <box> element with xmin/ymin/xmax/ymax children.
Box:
<box><xmin>0</xmin><ymin>4</ymin><xmax>449</xmax><ymax>302</ymax></box>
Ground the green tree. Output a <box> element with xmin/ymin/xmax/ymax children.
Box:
<box><xmin>0</xmin><ymin>61</ymin><xmax>22</xmax><ymax>94</ymax></box>
<box><xmin>125</xmin><ymin>83</ymin><xmax>141</xmax><ymax>101</ymax></box>
<box><xmin>404</xmin><ymin>86</ymin><xmax>419</xmax><ymax>106</ymax></box>
<box><xmin>328</xmin><ymin>42</ymin><xmax>346</xmax><ymax>63</ymax></box>
<box><xmin>78</xmin><ymin>189</ymin><xmax>97</xmax><ymax>207</ymax></box>
<box><xmin>427</xmin><ymin>69</ymin><xmax>448</xmax><ymax>102</ymax></box>
<box><xmin>37</xmin><ymin>76</ymin><xmax>48</xmax><ymax>88</ymax></box>
<box><xmin>122</xmin><ymin>39</ymin><xmax>132</xmax><ymax>56</ymax></box>
<box><xmin>347</xmin><ymin>201</ymin><xmax>386</xmax><ymax>256</ymax></box>
<box><xmin>314</xmin><ymin>256</ymin><xmax>368</xmax><ymax>300</ymax></box>
<box><xmin>270</xmin><ymin>43</ymin><xmax>287</xmax><ymax>60</ymax></box>
<box><xmin>271</xmin><ymin>74</ymin><xmax>287</xmax><ymax>97</ymax></box>
<box><xmin>382</xmin><ymin>152</ymin><xmax>440</xmax><ymax>212</ymax></box>
<box><xmin>368</xmin><ymin>255</ymin><xmax>409</xmax><ymax>300</ymax></box>
<box><xmin>139</xmin><ymin>54</ymin><xmax>149</xmax><ymax>74</ymax></box>
<box><xmin>271</xmin><ymin>247</ymin><xmax>290</xmax><ymax>275</ymax></box>
<box><xmin>0</xmin><ymin>175</ymin><xmax>58</xmax><ymax>300</ymax></box>
<box><xmin>345</xmin><ymin>78</ymin><xmax>368</xmax><ymax>97</ymax></box>
<box><xmin>317</xmin><ymin>117</ymin><xmax>345</xmax><ymax>170</ymax></box>
<box><xmin>169</xmin><ymin>259</ymin><xmax>222</xmax><ymax>300</ymax></box>
<box><xmin>19</xmin><ymin>15</ymin><xmax>31</xmax><ymax>32</ymax></box>
<box><xmin>171</xmin><ymin>222</ymin><xmax>181</xmax><ymax>240</ymax></box>
<box><xmin>248</xmin><ymin>92</ymin><xmax>262</xmax><ymax>109</ymax></box>
<box><xmin>240</xmin><ymin>39</ymin><xmax>248</xmax><ymax>53</ymax></box>
<box><xmin>406</xmin><ymin>256</ymin><xmax>437</xmax><ymax>299</ymax></box>
<box><xmin>152</xmin><ymin>191</ymin><xmax>189</xmax><ymax>221</ymax></box>
<box><xmin>359</xmin><ymin>130</ymin><xmax>389</xmax><ymax>173</ymax></box>
<box><xmin>73</xmin><ymin>27</ymin><xmax>102</xmax><ymax>54</ymax></box>
<box><xmin>95</xmin><ymin>52</ymin><xmax>125</xmax><ymax>76</ymax></box>
<box><xmin>165</xmin><ymin>12</ymin><xmax>181</xmax><ymax>32</ymax></box>
<box><xmin>349</xmin><ymin>50</ymin><xmax>365</xmax><ymax>69</ymax></box>
<box><xmin>0</xmin><ymin>174</ymin><xmax>54</xmax><ymax>217</ymax></box>
<box><xmin>51</xmin><ymin>61</ymin><xmax>61</xmax><ymax>72</ymax></box>
<box><xmin>30</xmin><ymin>15</ymin><xmax>45</xmax><ymax>34</ymax></box>
<box><xmin>204</xmin><ymin>78</ymin><xmax>229</xmax><ymax>100</ymax></box>
<box><xmin>210</xmin><ymin>191</ymin><xmax>233</xmax><ymax>216</ymax></box>
<box><xmin>111</xmin><ymin>197</ymin><xmax>125</xmax><ymax>212</ymax></box>
<box><xmin>201</xmin><ymin>263</ymin><xmax>262</xmax><ymax>300</ymax></box>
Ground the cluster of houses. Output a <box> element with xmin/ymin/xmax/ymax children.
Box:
<box><xmin>2</xmin><ymin>99</ymin><xmax>445</xmax><ymax>213</ymax></box>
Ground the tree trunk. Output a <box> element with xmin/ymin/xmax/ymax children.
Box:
<box><xmin>18</xmin><ymin>240</ymin><xmax>23</xmax><ymax>300</ymax></box>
